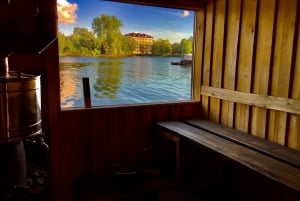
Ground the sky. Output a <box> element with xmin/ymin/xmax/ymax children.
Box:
<box><xmin>57</xmin><ymin>0</ymin><xmax>194</xmax><ymax>43</ymax></box>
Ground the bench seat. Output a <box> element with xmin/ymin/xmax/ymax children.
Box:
<box><xmin>184</xmin><ymin>119</ymin><xmax>300</xmax><ymax>169</ymax></box>
<box><xmin>155</xmin><ymin>120</ymin><xmax>300</xmax><ymax>193</ymax></box>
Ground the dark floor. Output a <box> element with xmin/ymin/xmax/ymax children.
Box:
<box><xmin>112</xmin><ymin>185</ymin><xmax>238</xmax><ymax>201</ymax></box>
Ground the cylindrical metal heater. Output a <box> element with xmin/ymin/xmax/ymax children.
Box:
<box><xmin>0</xmin><ymin>56</ymin><xmax>43</xmax><ymax>196</ymax></box>
<box><xmin>0</xmin><ymin>57</ymin><xmax>42</xmax><ymax>143</ymax></box>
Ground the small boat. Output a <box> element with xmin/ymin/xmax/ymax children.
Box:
<box><xmin>171</xmin><ymin>54</ymin><xmax>192</xmax><ymax>65</ymax></box>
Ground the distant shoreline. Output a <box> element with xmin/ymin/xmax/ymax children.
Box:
<box><xmin>59</xmin><ymin>54</ymin><xmax>183</xmax><ymax>58</ymax></box>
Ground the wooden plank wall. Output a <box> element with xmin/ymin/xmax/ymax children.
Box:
<box><xmin>198</xmin><ymin>0</ymin><xmax>300</xmax><ymax>150</ymax></box>
<box><xmin>0</xmin><ymin>0</ymin><xmax>59</xmax><ymax>138</ymax></box>
<box><xmin>58</xmin><ymin>103</ymin><xmax>201</xmax><ymax>201</ymax></box>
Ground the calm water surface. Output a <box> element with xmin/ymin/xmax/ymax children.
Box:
<box><xmin>60</xmin><ymin>56</ymin><xmax>192</xmax><ymax>108</ymax></box>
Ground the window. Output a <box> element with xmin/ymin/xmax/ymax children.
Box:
<box><xmin>57</xmin><ymin>0</ymin><xmax>194</xmax><ymax>108</ymax></box>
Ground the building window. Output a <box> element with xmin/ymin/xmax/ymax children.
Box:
<box><xmin>57</xmin><ymin>0</ymin><xmax>194</xmax><ymax>108</ymax></box>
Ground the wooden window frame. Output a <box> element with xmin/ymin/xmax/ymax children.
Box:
<box><xmin>60</xmin><ymin>0</ymin><xmax>205</xmax><ymax>108</ymax></box>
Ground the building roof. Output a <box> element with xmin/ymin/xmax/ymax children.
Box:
<box><xmin>124</xmin><ymin>32</ymin><xmax>154</xmax><ymax>38</ymax></box>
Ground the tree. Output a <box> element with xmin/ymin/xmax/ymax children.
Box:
<box><xmin>92</xmin><ymin>14</ymin><xmax>123</xmax><ymax>55</ymax></box>
<box><xmin>73</xmin><ymin>27</ymin><xmax>99</xmax><ymax>50</ymax></box>
<box><xmin>58</xmin><ymin>31</ymin><xmax>77</xmax><ymax>56</ymax></box>
<box><xmin>152</xmin><ymin>39</ymin><xmax>172</xmax><ymax>55</ymax></box>
<box><xmin>68</xmin><ymin>27</ymin><xmax>99</xmax><ymax>56</ymax></box>
<box><xmin>180</xmin><ymin>38</ymin><xmax>193</xmax><ymax>54</ymax></box>
<box><xmin>58</xmin><ymin>31</ymin><xmax>67</xmax><ymax>56</ymax></box>
<box><xmin>122</xmin><ymin>36</ymin><xmax>137</xmax><ymax>55</ymax></box>
<box><xmin>172</xmin><ymin>42</ymin><xmax>181</xmax><ymax>55</ymax></box>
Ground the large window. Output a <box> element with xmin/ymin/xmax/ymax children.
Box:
<box><xmin>57</xmin><ymin>0</ymin><xmax>194</xmax><ymax>108</ymax></box>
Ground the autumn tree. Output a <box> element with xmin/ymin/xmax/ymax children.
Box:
<box><xmin>172</xmin><ymin>42</ymin><xmax>181</xmax><ymax>55</ymax></box>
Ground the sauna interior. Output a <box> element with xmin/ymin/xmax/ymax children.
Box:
<box><xmin>0</xmin><ymin>0</ymin><xmax>300</xmax><ymax>201</ymax></box>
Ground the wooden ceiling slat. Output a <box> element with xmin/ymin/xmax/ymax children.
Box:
<box><xmin>106</xmin><ymin>0</ymin><xmax>207</xmax><ymax>11</ymax></box>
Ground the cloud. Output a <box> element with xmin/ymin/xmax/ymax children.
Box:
<box><xmin>57</xmin><ymin>0</ymin><xmax>78</xmax><ymax>24</ymax></box>
<box><xmin>179</xmin><ymin>10</ymin><xmax>190</xmax><ymax>17</ymax></box>
<box><xmin>151</xmin><ymin>8</ymin><xmax>190</xmax><ymax>18</ymax></box>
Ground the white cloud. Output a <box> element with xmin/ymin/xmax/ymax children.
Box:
<box><xmin>180</xmin><ymin>10</ymin><xmax>190</xmax><ymax>17</ymax></box>
<box><xmin>153</xmin><ymin>9</ymin><xmax>190</xmax><ymax>18</ymax></box>
<box><xmin>57</xmin><ymin>0</ymin><xmax>78</xmax><ymax>24</ymax></box>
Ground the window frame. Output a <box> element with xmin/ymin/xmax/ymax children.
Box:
<box><xmin>58</xmin><ymin>0</ymin><xmax>203</xmax><ymax>109</ymax></box>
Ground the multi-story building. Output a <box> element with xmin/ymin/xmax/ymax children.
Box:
<box><xmin>124</xmin><ymin>32</ymin><xmax>154</xmax><ymax>54</ymax></box>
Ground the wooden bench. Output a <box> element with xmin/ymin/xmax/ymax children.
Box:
<box><xmin>154</xmin><ymin>119</ymin><xmax>300</xmax><ymax>198</ymax></box>
<box><xmin>184</xmin><ymin>119</ymin><xmax>300</xmax><ymax>169</ymax></box>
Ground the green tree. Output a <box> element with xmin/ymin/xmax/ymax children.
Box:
<box><xmin>180</xmin><ymin>38</ymin><xmax>193</xmax><ymax>54</ymax></box>
<box><xmin>74</xmin><ymin>27</ymin><xmax>99</xmax><ymax>50</ymax></box>
<box><xmin>58</xmin><ymin>31</ymin><xmax>76</xmax><ymax>56</ymax></box>
<box><xmin>152</xmin><ymin>39</ymin><xmax>172</xmax><ymax>55</ymax></box>
<box><xmin>122</xmin><ymin>36</ymin><xmax>137</xmax><ymax>55</ymax></box>
<box><xmin>68</xmin><ymin>27</ymin><xmax>99</xmax><ymax>56</ymax></box>
<box><xmin>92</xmin><ymin>14</ymin><xmax>123</xmax><ymax>55</ymax></box>
<box><xmin>58</xmin><ymin>31</ymin><xmax>67</xmax><ymax>56</ymax></box>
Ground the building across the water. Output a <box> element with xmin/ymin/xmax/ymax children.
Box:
<box><xmin>124</xmin><ymin>32</ymin><xmax>154</xmax><ymax>54</ymax></box>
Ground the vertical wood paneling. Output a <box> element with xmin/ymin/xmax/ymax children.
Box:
<box><xmin>154</xmin><ymin>106</ymin><xmax>171</xmax><ymax>121</ymax></box>
<box><xmin>91</xmin><ymin>110</ymin><xmax>110</xmax><ymax>176</ymax></box>
<box><xmin>221</xmin><ymin>0</ymin><xmax>241</xmax><ymax>127</ymax></box>
<box><xmin>199</xmin><ymin>0</ymin><xmax>300</xmax><ymax>151</ymax></box>
<box><xmin>182</xmin><ymin>102</ymin><xmax>202</xmax><ymax>118</ymax></box>
<box><xmin>268</xmin><ymin>0</ymin><xmax>297</xmax><ymax>145</ymax></box>
<box><xmin>202</xmin><ymin>1</ymin><xmax>214</xmax><ymax>118</ymax></box>
<box><xmin>288</xmin><ymin>116</ymin><xmax>300</xmax><ymax>150</ymax></box>
<box><xmin>46</xmin><ymin>46</ymin><xmax>61</xmax><ymax>201</ymax></box>
<box><xmin>209</xmin><ymin>0</ymin><xmax>226</xmax><ymax>122</ymax></box>
<box><xmin>124</xmin><ymin>109</ymin><xmax>140</xmax><ymax>162</ymax></box>
<box><xmin>60</xmin><ymin>110</ymin><xmax>92</xmax><ymax>201</ymax></box>
<box><xmin>193</xmin><ymin>9</ymin><xmax>205</xmax><ymax>101</ymax></box>
<box><xmin>288</xmin><ymin>1</ymin><xmax>300</xmax><ymax>150</ymax></box>
<box><xmin>251</xmin><ymin>0</ymin><xmax>276</xmax><ymax>138</ymax></box>
<box><xmin>109</xmin><ymin>110</ymin><xmax>124</xmax><ymax>163</ymax></box>
<box><xmin>170</xmin><ymin>105</ymin><xmax>183</xmax><ymax>120</ymax></box>
<box><xmin>235</xmin><ymin>0</ymin><xmax>257</xmax><ymax>132</ymax></box>
<box><xmin>138</xmin><ymin>108</ymin><xmax>154</xmax><ymax>167</ymax></box>
<box><xmin>57</xmin><ymin>103</ymin><xmax>201</xmax><ymax>200</ymax></box>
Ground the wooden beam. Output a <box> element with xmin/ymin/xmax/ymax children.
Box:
<box><xmin>106</xmin><ymin>0</ymin><xmax>207</xmax><ymax>11</ymax></box>
<box><xmin>201</xmin><ymin>86</ymin><xmax>300</xmax><ymax>115</ymax></box>
<box><xmin>192</xmin><ymin>9</ymin><xmax>205</xmax><ymax>101</ymax></box>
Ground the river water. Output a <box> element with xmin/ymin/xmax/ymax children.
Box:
<box><xmin>59</xmin><ymin>56</ymin><xmax>192</xmax><ymax>108</ymax></box>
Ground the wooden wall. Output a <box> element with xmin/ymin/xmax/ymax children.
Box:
<box><xmin>2</xmin><ymin>0</ymin><xmax>300</xmax><ymax>200</ymax></box>
<box><xmin>0</xmin><ymin>0</ymin><xmax>60</xmax><ymax>201</ymax></box>
<box><xmin>197</xmin><ymin>0</ymin><xmax>300</xmax><ymax>151</ymax></box>
<box><xmin>0</xmin><ymin>0</ymin><xmax>59</xmax><ymax>140</ymax></box>
<box><xmin>57</xmin><ymin>103</ymin><xmax>201</xmax><ymax>201</ymax></box>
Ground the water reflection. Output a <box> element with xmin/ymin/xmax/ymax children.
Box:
<box><xmin>60</xmin><ymin>62</ymin><xmax>85</xmax><ymax>108</ymax></box>
<box><xmin>59</xmin><ymin>56</ymin><xmax>192</xmax><ymax>108</ymax></box>
<box><xmin>94</xmin><ymin>60</ymin><xmax>122</xmax><ymax>99</ymax></box>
